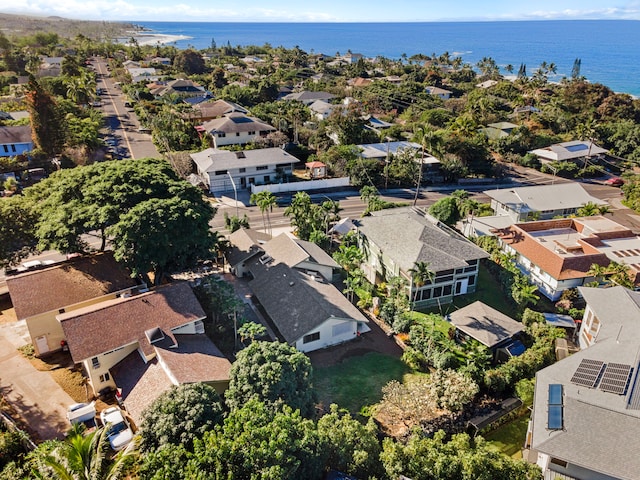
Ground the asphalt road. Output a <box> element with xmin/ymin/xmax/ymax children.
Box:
<box><xmin>92</xmin><ymin>58</ymin><xmax>160</xmax><ymax>160</ymax></box>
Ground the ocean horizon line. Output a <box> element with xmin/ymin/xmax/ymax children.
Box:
<box><xmin>128</xmin><ymin>19</ymin><xmax>640</xmax><ymax>24</ymax></box>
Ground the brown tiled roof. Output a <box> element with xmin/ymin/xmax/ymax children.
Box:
<box><xmin>154</xmin><ymin>334</ymin><xmax>231</xmax><ymax>384</ymax></box>
<box><xmin>498</xmin><ymin>225</ymin><xmax>610</xmax><ymax>280</ymax></box>
<box><xmin>6</xmin><ymin>253</ymin><xmax>135</xmax><ymax>320</ymax></box>
<box><xmin>59</xmin><ymin>282</ymin><xmax>206</xmax><ymax>363</ymax></box>
<box><xmin>0</xmin><ymin>125</ymin><xmax>32</xmax><ymax>144</ymax></box>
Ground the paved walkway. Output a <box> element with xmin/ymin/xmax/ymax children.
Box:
<box><xmin>0</xmin><ymin>320</ymin><xmax>74</xmax><ymax>441</ymax></box>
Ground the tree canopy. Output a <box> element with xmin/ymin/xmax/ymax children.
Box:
<box><xmin>139</xmin><ymin>383</ymin><xmax>225</xmax><ymax>453</ymax></box>
<box><xmin>23</xmin><ymin>158</ymin><xmax>217</xmax><ymax>283</ymax></box>
<box><xmin>225</xmin><ymin>341</ymin><xmax>316</xmax><ymax>417</ymax></box>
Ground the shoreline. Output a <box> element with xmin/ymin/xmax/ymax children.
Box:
<box><xmin>121</xmin><ymin>32</ymin><xmax>193</xmax><ymax>46</ymax></box>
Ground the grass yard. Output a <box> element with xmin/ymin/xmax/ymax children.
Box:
<box><xmin>483</xmin><ymin>413</ymin><xmax>530</xmax><ymax>459</ymax></box>
<box><xmin>313</xmin><ymin>352</ymin><xmax>410</xmax><ymax>414</ymax></box>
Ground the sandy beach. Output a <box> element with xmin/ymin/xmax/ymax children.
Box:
<box><xmin>124</xmin><ymin>32</ymin><xmax>192</xmax><ymax>46</ymax></box>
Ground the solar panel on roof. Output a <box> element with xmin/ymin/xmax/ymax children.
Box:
<box><xmin>548</xmin><ymin>384</ymin><xmax>563</xmax><ymax>405</ymax></box>
<box><xmin>570</xmin><ymin>358</ymin><xmax>605</xmax><ymax>388</ymax></box>
<box><xmin>548</xmin><ymin>405</ymin><xmax>563</xmax><ymax>430</ymax></box>
<box><xmin>600</xmin><ymin>363</ymin><xmax>632</xmax><ymax>395</ymax></box>
<box><xmin>565</xmin><ymin>144</ymin><xmax>588</xmax><ymax>152</ymax></box>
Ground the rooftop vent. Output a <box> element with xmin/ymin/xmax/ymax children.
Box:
<box><xmin>145</xmin><ymin>327</ymin><xmax>165</xmax><ymax>344</ymax></box>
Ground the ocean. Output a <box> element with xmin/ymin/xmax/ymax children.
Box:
<box><xmin>132</xmin><ymin>20</ymin><xmax>640</xmax><ymax>97</ymax></box>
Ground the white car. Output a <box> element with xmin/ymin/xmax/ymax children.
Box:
<box><xmin>100</xmin><ymin>407</ymin><xmax>133</xmax><ymax>451</ymax></box>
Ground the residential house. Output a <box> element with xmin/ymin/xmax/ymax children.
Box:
<box><xmin>425</xmin><ymin>86</ymin><xmax>452</xmax><ymax>100</ymax></box>
<box><xmin>6</xmin><ymin>253</ymin><xmax>137</xmax><ymax>356</ymax></box>
<box><xmin>126</xmin><ymin>67</ymin><xmax>162</xmax><ymax>83</ymax></box>
<box><xmin>476</xmin><ymin>79</ymin><xmax>498</xmax><ymax>89</ymax></box>
<box><xmin>190</xmin><ymin>147</ymin><xmax>297</xmax><ymax>193</ymax></box>
<box><xmin>37</xmin><ymin>56</ymin><xmax>63</xmax><ymax>77</ymax></box>
<box><xmin>336</xmin><ymin>52</ymin><xmax>364</xmax><ymax>64</ymax></box>
<box><xmin>495</xmin><ymin>216</ymin><xmax>640</xmax><ymax>300</ymax></box>
<box><xmin>186</xmin><ymin>99</ymin><xmax>249</xmax><ymax>123</ymax></box>
<box><xmin>357</xmin><ymin>141</ymin><xmax>441</xmax><ymax>181</ymax></box>
<box><xmin>309</xmin><ymin>99</ymin><xmax>335</xmax><ymax>121</ymax></box>
<box><xmin>528</xmin><ymin>286</ymin><xmax>640</xmax><ymax>480</ymax></box>
<box><xmin>247</xmin><ymin>260</ymin><xmax>369</xmax><ymax>353</ymax></box>
<box><xmin>261</xmin><ymin>233</ymin><xmax>340</xmax><ymax>282</ymax></box>
<box><xmin>364</xmin><ymin>115</ymin><xmax>393</xmax><ymax>133</ymax></box>
<box><xmin>529</xmin><ymin>140</ymin><xmax>608</xmax><ymax>163</ymax></box>
<box><xmin>449</xmin><ymin>301</ymin><xmax>525</xmax><ymax>361</ymax></box>
<box><xmin>150</xmin><ymin>78</ymin><xmax>208</xmax><ymax>98</ymax></box>
<box><xmin>282</xmin><ymin>90</ymin><xmax>336</xmax><ymax>106</ymax></box>
<box><xmin>484</xmin><ymin>183</ymin><xmax>608</xmax><ymax>222</ymax></box>
<box><xmin>227</xmin><ymin>230</ymin><xmax>368</xmax><ymax>352</ymax></box>
<box><xmin>148</xmin><ymin>56</ymin><xmax>171</xmax><ymax>66</ymax></box>
<box><xmin>0</xmin><ymin>126</ymin><xmax>33</xmax><ymax>157</ymax></box>
<box><xmin>347</xmin><ymin>77</ymin><xmax>373</xmax><ymax>88</ymax></box>
<box><xmin>305</xmin><ymin>161</ymin><xmax>327</xmax><ymax>179</ymax></box>
<box><xmin>356</xmin><ymin>207</ymin><xmax>488</xmax><ymax>307</ymax></box>
<box><xmin>0</xmin><ymin>110</ymin><xmax>29</xmax><ymax>122</ymax></box>
<box><xmin>59</xmin><ymin>282</ymin><xmax>231</xmax><ymax>422</ymax></box>
<box><xmin>201</xmin><ymin>113</ymin><xmax>276</xmax><ymax>148</ymax></box>
<box><xmin>480</xmin><ymin>121</ymin><xmax>519</xmax><ymax>140</ymax></box>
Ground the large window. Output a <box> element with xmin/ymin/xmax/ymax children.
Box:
<box><xmin>303</xmin><ymin>332</ymin><xmax>320</xmax><ymax>344</ymax></box>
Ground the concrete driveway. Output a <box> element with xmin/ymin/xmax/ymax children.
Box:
<box><xmin>0</xmin><ymin>319</ymin><xmax>74</xmax><ymax>441</ymax></box>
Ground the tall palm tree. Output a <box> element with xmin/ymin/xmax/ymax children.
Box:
<box><xmin>250</xmin><ymin>190</ymin><xmax>278</xmax><ymax>236</ymax></box>
<box><xmin>413</xmin><ymin>127</ymin><xmax>444</xmax><ymax>206</ymax></box>
<box><xmin>36</xmin><ymin>427</ymin><xmax>137</xmax><ymax>480</ymax></box>
<box><xmin>408</xmin><ymin>261</ymin><xmax>435</xmax><ymax>310</ymax></box>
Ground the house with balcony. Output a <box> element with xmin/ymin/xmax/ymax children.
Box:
<box><xmin>356</xmin><ymin>207</ymin><xmax>488</xmax><ymax>307</ymax></box>
<box><xmin>190</xmin><ymin>147</ymin><xmax>297</xmax><ymax>193</ymax></box>
<box><xmin>201</xmin><ymin>113</ymin><xmax>276</xmax><ymax>148</ymax></box>
<box><xmin>6</xmin><ymin>253</ymin><xmax>137</xmax><ymax>356</ymax></box>
<box><xmin>495</xmin><ymin>216</ymin><xmax>640</xmax><ymax>300</ymax></box>
<box><xmin>528</xmin><ymin>286</ymin><xmax>640</xmax><ymax>480</ymax></box>
<box><xmin>59</xmin><ymin>282</ymin><xmax>231</xmax><ymax>421</ymax></box>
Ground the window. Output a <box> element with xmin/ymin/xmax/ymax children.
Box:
<box><xmin>303</xmin><ymin>332</ymin><xmax>320</xmax><ymax>344</ymax></box>
<box><xmin>2</xmin><ymin>145</ymin><xmax>7</xmax><ymax>153</ymax></box>
<box><xmin>248</xmin><ymin>131</ymin><xmax>255</xmax><ymax>135</ymax></box>
<box><xmin>463</xmin><ymin>266</ymin><xmax>477</xmax><ymax>273</ymax></box>
<box><xmin>419</xmin><ymin>289</ymin><xmax>431</xmax><ymax>300</ymax></box>
<box><xmin>264</xmin><ymin>175</ymin><xmax>270</xmax><ymax>183</ymax></box>
<box><xmin>99</xmin><ymin>373</ymin><xmax>110</xmax><ymax>382</ymax></box>
<box><xmin>236</xmin><ymin>132</ymin><xmax>240</xmax><ymax>136</ymax></box>
<box><xmin>217</xmin><ymin>132</ymin><xmax>226</xmax><ymax>138</ymax></box>
<box><xmin>11</xmin><ymin>145</ymin><xmax>16</xmax><ymax>152</ymax></box>
<box><xmin>214</xmin><ymin>169</ymin><xmax>228</xmax><ymax>175</ymax></box>
<box><xmin>91</xmin><ymin>357</ymin><xmax>100</xmax><ymax>369</ymax></box>
<box><xmin>239</xmin><ymin>168</ymin><xmax>246</xmax><ymax>173</ymax></box>
<box><xmin>256</xmin><ymin>165</ymin><xmax>268</xmax><ymax>171</ymax></box>
<box><xmin>550</xmin><ymin>458</ymin><xmax>568</xmax><ymax>468</ymax></box>
<box><xmin>443</xmin><ymin>284</ymin><xmax>453</xmax><ymax>296</ymax></box>
<box><xmin>433</xmin><ymin>286</ymin><xmax>443</xmax><ymax>297</ymax></box>
<box><xmin>468</xmin><ymin>275</ymin><xmax>476</xmax><ymax>285</ymax></box>
<box><xmin>332</xmin><ymin>322</ymin><xmax>351</xmax><ymax>337</ymax></box>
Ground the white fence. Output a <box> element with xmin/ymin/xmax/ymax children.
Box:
<box><xmin>250</xmin><ymin>177</ymin><xmax>350</xmax><ymax>194</ymax></box>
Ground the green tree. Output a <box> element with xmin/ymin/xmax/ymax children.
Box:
<box><xmin>428</xmin><ymin>196</ymin><xmax>460</xmax><ymax>225</ymax></box>
<box><xmin>381</xmin><ymin>430</ymin><xmax>541</xmax><ymax>480</ymax></box>
<box><xmin>225</xmin><ymin>341</ymin><xmax>316</xmax><ymax>417</ymax></box>
<box><xmin>237</xmin><ymin>321</ymin><xmax>267</xmax><ymax>344</ymax></box>
<box><xmin>25</xmin><ymin>76</ymin><xmax>64</xmax><ymax>156</ymax></box>
<box><xmin>284</xmin><ymin>191</ymin><xmax>340</xmax><ymax>242</ymax></box>
<box><xmin>139</xmin><ymin>383</ymin><xmax>225</xmax><ymax>453</ymax></box>
<box><xmin>0</xmin><ymin>196</ymin><xmax>39</xmax><ymax>267</ymax></box>
<box><xmin>190</xmin><ymin>400</ymin><xmax>324</xmax><ymax>480</ymax></box>
<box><xmin>577</xmin><ymin>201</ymin><xmax>610</xmax><ymax>216</ymax></box>
<box><xmin>34</xmin><ymin>427</ymin><xmax>137</xmax><ymax>480</ymax></box>
<box><xmin>172</xmin><ymin>49</ymin><xmax>206</xmax><ymax>75</ymax></box>
<box><xmin>250</xmin><ymin>190</ymin><xmax>278</xmax><ymax>236</ymax></box>
<box><xmin>316</xmin><ymin>404</ymin><xmax>384</xmax><ymax>479</ymax></box>
<box><xmin>408</xmin><ymin>261</ymin><xmax>435</xmax><ymax>310</ymax></box>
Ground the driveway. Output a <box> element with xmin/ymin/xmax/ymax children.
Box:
<box><xmin>0</xmin><ymin>319</ymin><xmax>74</xmax><ymax>441</ymax></box>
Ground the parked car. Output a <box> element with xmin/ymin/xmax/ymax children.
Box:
<box><xmin>100</xmin><ymin>407</ymin><xmax>133</xmax><ymax>451</ymax></box>
<box><xmin>605</xmin><ymin>177</ymin><xmax>624</xmax><ymax>187</ymax></box>
<box><xmin>66</xmin><ymin>401</ymin><xmax>96</xmax><ymax>426</ymax></box>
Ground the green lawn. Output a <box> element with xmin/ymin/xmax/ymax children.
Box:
<box><xmin>313</xmin><ymin>352</ymin><xmax>410</xmax><ymax>414</ymax></box>
<box><xmin>483</xmin><ymin>414</ymin><xmax>530</xmax><ymax>459</ymax></box>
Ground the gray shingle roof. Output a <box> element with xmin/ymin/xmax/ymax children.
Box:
<box><xmin>357</xmin><ymin>208</ymin><xmax>488</xmax><ymax>274</ymax></box>
<box><xmin>201</xmin><ymin>113</ymin><xmax>275</xmax><ymax>135</ymax></box>
<box><xmin>531</xmin><ymin>286</ymin><xmax>640</xmax><ymax>479</ymax></box>
<box><xmin>0</xmin><ymin>125</ymin><xmax>32</xmax><ymax>145</ymax></box>
<box><xmin>190</xmin><ymin>147</ymin><xmax>297</xmax><ymax>173</ymax></box>
<box><xmin>449</xmin><ymin>301</ymin><xmax>522</xmax><ymax>348</ymax></box>
<box><xmin>248</xmin><ymin>261</ymin><xmax>367</xmax><ymax>344</ymax></box>
<box><xmin>484</xmin><ymin>183</ymin><xmax>607</xmax><ymax>214</ymax></box>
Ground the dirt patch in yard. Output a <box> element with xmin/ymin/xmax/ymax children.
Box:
<box><xmin>0</xmin><ymin>294</ymin><xmax>17</xmax><ymax>325</ymax></box>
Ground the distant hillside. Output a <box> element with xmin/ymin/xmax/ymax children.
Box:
<box><xmin>0</xmin><ymin>12</ymin><xmax>135</xmax><ymax>40</ymax></box>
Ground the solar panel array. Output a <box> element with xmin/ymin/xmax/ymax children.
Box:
<box><xmin>547</xmin><ymin>384</ymin><xmax>563</xmax><ymax>430</ymax></box>
<box><xmin>599</xmin><ymin>363</ymin><xmax>633</xmax><ymax>395</ymax></box>
<box><xmin>570</xmin><ymin>359</ymin><xmax>605</xmax><ymax>388</ymax></box>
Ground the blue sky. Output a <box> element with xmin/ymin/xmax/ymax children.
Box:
<box><xmin>4</xmin><ymin>0</ymin><xmax>640</xmax><ymax>22</ymax></box>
